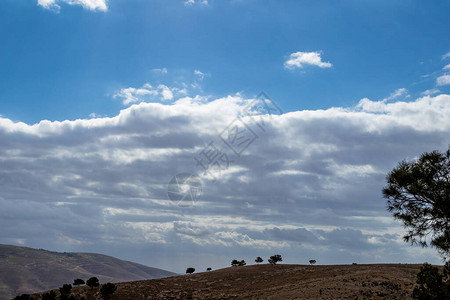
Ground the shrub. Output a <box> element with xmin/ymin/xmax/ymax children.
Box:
<box><xmin>412</xmin><ymin>262</ymin><xmax>450</xmax><ymax>299</ymax></box>
<box><xmin>255</xmin><ymin>257</ymin><xmax>263</xmax><ymax>264</ymax></box>
<box><xmin>41</xmin><ymin>291</ymin><xmax>56</xmax><ymax>300</ymax></box>
<box><xmin>59</xmin><ymin>283</ymin><xmax>72</xmax><ymax>295</ymax></box>
<box><xmin>309</xmin><ymin>260</ymin><xmax>316</xmax><ymax>265</ymax></box>
<box><xmin>186</xmin><ymin>267</ymin><xmax>195</xmax><ymax>274</ymax></box>
<box><xmin>207</xmin><ymin>267</ymin><xmax>212</xmax><ymax>271</ymax></box>
<box><xmin>100</xmin><ymin>283</ymin><xmax>117</xmax><ymax>299</ymax></box>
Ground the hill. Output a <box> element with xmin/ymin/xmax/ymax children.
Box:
<box><xmin>28</xmin><ymin>263</ymin><xmax>423</xmax><ymax>299</ymax></box>
<box><xmin>0</xmin><ymin>244</ymin><xmax>175</xmax><ymax>300</ymax></box>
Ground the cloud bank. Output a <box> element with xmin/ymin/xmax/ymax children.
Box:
<box><xmin>0</xmin><ymin>93</ymin><xmax>448</xmax><ymax>271</ymax></box>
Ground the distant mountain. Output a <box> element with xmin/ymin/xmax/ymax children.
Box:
<box><xmin>0</xmin><ymin>244</ymin><xmax>175</xmax><ymax>300</ymax></box>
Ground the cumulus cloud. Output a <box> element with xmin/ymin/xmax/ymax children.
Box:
<box><xmin>113</xmin><ymin>83</ymin><xmax>183</xmax><ymax>105</ymax></box>
<box><xmin>37</xmin><ymin>0</ymin><xmax>108</xmax><ymax>12</ymax></box>
<box><xmin>284</xmin><ymin>51</ymin><xmax>332</xmax><ymax>69</ymax></box>
<box><xmin>437</xmin><ymin>74</ymin><xmax>450</xmax><ymax>86</ymax></box>
<box><xmin>1</xmin><ymin>92</ymin><xmax>448</xmax><ymax>271</ymax></box>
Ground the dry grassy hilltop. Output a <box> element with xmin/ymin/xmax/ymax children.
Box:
<box><xmin>29</xmin><ymin>263</ymin><xmax>423</xmax><ymax>300</ymax></box>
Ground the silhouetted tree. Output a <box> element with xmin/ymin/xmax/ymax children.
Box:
<box><xmin>41</xmin><ymin>291</ymin><xmax>56</xmax><ymax>300</ymax></box>
<box><xmin>186</xmin><ymin>267</ymin><xmax>195</xmax><ymax>274</ymax></box>
<box><xmin>309</xmin><ymin>260</ymin><xmax>316</xmax><ymax>265</ymax></box>
<box><xmin>86</xmin><ymin>277</ymin><xmax>100</xmax><ymax>289</ymax></box>
<box><xmin>73</xmin><ymin>278</ymin><xmax>85</xmax><ymax>286</ymax></box>
<box><xmin>383</xmin><ymin>147</ymin><xmax>450</xmax><ymax>258</ymax></box>
<box><xmin>100</xmin><ymin>283</ymin><xmax>117</xmax><ymax>299</ymax></box>
<box><xmin>207</xmin><ymin>267</ymin><xmax>212</xmax><ymax>271</ymax></box>
<box><xmin>231</xmin><ymin>259</ymin><xmax>246</xmax><ymax>266</ymax></box>
<box><xmin>59</xmin><ymin>283</ymin><xmax>72</xmax><ymax>295</ymax></box>
<box><xmin>255</xmin><ymin>257</ymin><xmax>263</xmax><ymax>264</ymax></box>
<box><xmin>268</xmin><ymin>254</ymin><xmax>282</xmax><ymax>265</ymax></box>
<box><xmin>412</xmin><ymin>262</ymin><xmax>450</xmax><ymax>299</ymax></box>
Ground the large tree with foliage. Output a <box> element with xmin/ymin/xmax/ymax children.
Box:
<box><xmin>383</xmin><ymin>147</ymin><xmax>450</xmax><ymax>258</ymax></box>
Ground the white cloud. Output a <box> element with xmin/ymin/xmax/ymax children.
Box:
<box><xmin>152</xmin><ymin>68</ymin><xmax>168</xmax><ymax>74</ymax></box>
<box><xmin>442</xmin><ymin>51</ymin><xmax>450</xmax><ymax>60</ymax></box>
<box><xmin>443</xmin><ymin>64</ymin><xmax>450</xmax><ymax>70</ymax></box>
<box><xmin>37</xmin><ymin>0</ymin><xmax>108</xmax><ymax>12</ymax></box>
<box><xmin>1</xmin><ymin>93</ymin><xmax>447</xmax><ymax>271</ymax></box>
<box><xmin>284</xmin><ymin>51</ymin><xmax>332</xmax><ymax>69</ymax></box>
<box><xmin>437</xmin><ymin>74</ymin><xmax>450</xmax><ymax>86</ymax></box>
<box><xmin>185</xmin><ymin>0</ymin><xmax>208</xmax><ymax>6</ymax></box>
<box><xmin>113</xmin><ymin>83</ymin><xmax>184</xmax><ymax>105</ymax></box>
<box><xmin>421</xmin><ymin>89</ymin><xmax>440</xmax><ymax>96</ymax></box>
<box><xmin>383</xmin><ymin>88</ymin><xmax>408</xmax><ymax>101</ymax></box>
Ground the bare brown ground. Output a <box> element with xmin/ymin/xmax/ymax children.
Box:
<box><xmin>30</xmin><ymin>263</ymin><xmax>423</xmax><ymax>300</ymax></box>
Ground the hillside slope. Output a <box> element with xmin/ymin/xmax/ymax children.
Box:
<box><xmin>30</xmin><ymin>263</ymin><xmax>422</xmax><ymax>299</ymax></box>
<box><xmin>0</xmin><ymin>244</ymin><xmax>175</xmax><ymax>300</ymax></box>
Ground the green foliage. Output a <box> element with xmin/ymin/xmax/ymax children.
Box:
<box><xmin>41</xmin><ymin>291</ymin><xmax>56</xmax><ymax>300</ymax></box>
<box><xmin>268</xmin><ymin>254</ymin><xmax>282</xmax><ymax>265</ymax></box>
<box><xmin>412</xmin><ymin>262</ymin><xmax>450</xmax><ymax>299</ymax></box>
<box><xmin>100</xmin><ymin>282</ymin><xmax>117</xmax><ymax>298</ymax></box>
<box><xmin>73</xmin><ymin>278</ymin><xmax>85</xmax><ymax>286</ymax></box>
<box><xmin>86</xmin><ymin>277</ymin><xmax>100</xmax><ymax>289</ymax></box>
<box><xmin>186</xmin><ymin>267</ymin><xmax>195</xmax><ymax>274</ymax></box>
<box><xmin>383</xmin><ymin>147</ymin><xmax>450</xmax><ymax>258</ymax></box>
<box><xmin>255</xmin><ymin>257</ymin><xmax>263</xmax><ymax>264</ymax></box>
<box><xmin>59</xmin><ymin>283</ymin><xmax>72</xmax><ymax>295</ymax></box>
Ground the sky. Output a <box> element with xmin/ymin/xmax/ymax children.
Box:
<box><xmin>0</xmin><ymin>0</ymin><xmax>449</xmax><ymax>274</ymax></box>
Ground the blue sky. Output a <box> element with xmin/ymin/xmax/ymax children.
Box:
<box><xmin>0</xmin><ymin>0</ymin><xmax>450</xmax><ymax>274</ymax></box>
<box><xmin>1</xmin><ymin>0</ymin><xmax>449</xmax><ymax>123</ymax></box>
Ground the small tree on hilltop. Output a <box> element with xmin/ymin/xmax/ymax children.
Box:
<box><xmin>268</xmin><ymin>254</ymin><xmax>282</xmax><ymax>265</ymax></box>
<box><xmin>309</xmin><ymin>260</ymin><xmax>316</xmax><ymax>265</ymax></box>
<box><xmin>231</xmin><ymin>259</ymin><xmax>240</xmax><ymax>266</ymax></box>
<box><xmin>238</xmin><ymin>260</ymin><xmax>246</xmax><ymax>266</ymax></box>
<box><xmin>100</xmin><ymin>283</ymin><xmax>117</xmax><ymax>299</ymax></box>
<box><xmin>255</xmin><ymin>257</ymin><xmax>263</xmax><ymax>264</ymax></box>
<box><xmin>59</xmin><ymin>283</ymin><xmax>72</xmax><ymax>295</ymax></box>
<box><xmin>207</xmin><ymin>267</ymin><xmax>212</xmax><ymax>271</ymax></box>
<box><xmin>186</xmin><ymin>267</ymin><xmax>195</xmax><ymax>274</ymax></box>
<box><xmin>73</xmin><ymin>278</ymin><xmax>85</xmax><ymax>286</ymax></box>
<box><xmin>86</xmin><ymin>277</ymin><xmax>100</xmax><ymax>289</ymax></box>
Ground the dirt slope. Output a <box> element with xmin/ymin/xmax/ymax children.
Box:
<box><xmin>29</xmin><ymin>263</ymin><xmax>423</xmax><ymax>299</ymax></box>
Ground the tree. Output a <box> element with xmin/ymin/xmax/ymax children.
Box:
<box><xmin>207</xmin><ymin>267</ymin><xmax>212</xmax><ymax>271</ymax></box>
<box><xmin>412</xmin><ymin>262</ymin><xmax>450</xmax><ymax>299</ymax></box>
<box><xmin>383</xmin><ymin>147</ymin><xmax>450</xmax><ymax>258</ymax></box>
<box><xmin>86</xmin><ymin>277</ymin><xmax>100</xmax><ymax>289</ymax></box>
<box><xmin>73</xmin><ymin>278</ymin><xmax>85</xmax><ymax>286</ymax></box>
<box><xmin>231</xmin><ymin>259</ymin><xmax>246</xmax><ymax>266</ymax></box>
<box><xmin>268</xmin><ymin>254</ymin><xmax>282</xmax><ymax>265</ymax></box>
<box><xmin>309</xmin><ymin>260</ymin><xmax>316</xmax><ymax>265</ymax></box>
<box><xmin>41</xmin><ymin>291</ymin><xmax>56</xmax><ymax>300</ymax></box>
<box><xmin>100</xmin><ymin>283</ymin><xmax>117</xmax><ymax>299</ymax></box>
<box><xmin>59</xmin><ymin>283</ymin><xmax>72</xmax><ymax>295</ymax></box>
<box><xmin>255</xmin><ymin>257</ymin><xmax>263</xmax><ymax>264</ymax></box>
<box><xmin>186</xmin><ymin>267</ymin><xmax>195</xmax><ymax>274</ymax></box>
